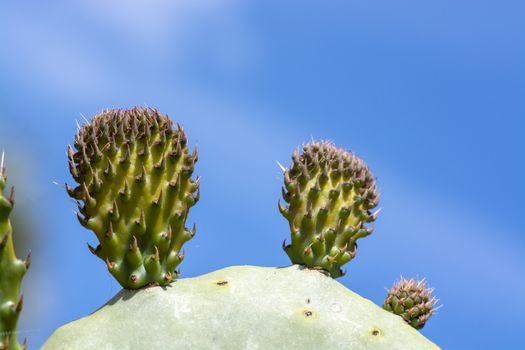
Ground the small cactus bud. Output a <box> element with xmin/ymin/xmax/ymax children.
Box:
<box><xmin>279</xmin><ymin>141</ymin><xmax>379</xmax><ymax>278</ymax></box>
<box><xmin>383</xmin><ymin>277</ymin><xmax>439</xmax><ymax>329</ymax></box>
<box><xmin>66</xmin><ymin>107</ymin><xmax>199</xmax><ymax>289</ymax></box>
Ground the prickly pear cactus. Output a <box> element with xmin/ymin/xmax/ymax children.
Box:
<box><xmin>43</xmin><ymin>266</ymin><xmax>439</xmax><ymax>350</ymax></box>
<box><xmin>280</xmin><ymin>141</ymin><xmax>380</xmax><ymax>277</ymax></box>
<box><xmin>0</xmin><ymin>157</ymin><xmax>30</xmax><ymax>350</ymax></box>
<box><xmin>383</xmin><ymin>277</ymin><xmax>438</xmax><ymax>330</ymax></box>
<box><xmin>66</xmin><ymin>107</ymin><xmax>199</xmax><ymax>289</ymax></box>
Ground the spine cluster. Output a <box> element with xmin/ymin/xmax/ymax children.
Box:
<box><xmin>0</xmin><ymin>158</ymin><xmax>30</xmax><ymax>350</ymax></box>
<box><xmin>67</xmin><ymin>107</ymin><xmax>199</xmax><ymax>289</ymax></box>
<box><xmin>383</xmin><ymin>277</ymin><xmax>438</xmax><ymax>329</ymax></box>
<box><xmin>279</xmin><ymin>141</ymin><xmax>379</xmax><ymax>277</ymax></box>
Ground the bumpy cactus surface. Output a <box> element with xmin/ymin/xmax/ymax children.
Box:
<box><xmin>43</xmin><ymin>265</ymin><xmax>439</xmax><ymax>350</ymax></box>
<box><xmin>383</xmin><ymin>277</ymin><xmax>438</xmax><ymax>329</ymax></box>
<box><xmin>0</xmin><ymin>157</ymin><xmax>30</xmax><ymax>350</ymax></box>
<box><xmin>66</xmin><ymin>107</ymin><xmax>199</xmax><ymax>289</ymax></box>
<box><xmin>280</xmin><ymin>141</ymin><xmax>380</xmax><ymax>277</ymax></box>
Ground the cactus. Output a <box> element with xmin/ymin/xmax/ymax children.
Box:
<box><xmin>0</xmin><ymin>155</ymin><xmax>30</xmax><ymax>350</ymax></box>
<box><xmin>0</xmin><ymin>107</ymin><xmax>439</xmax><ymax>349</ymax></box>
<box><xmin>279</xmin><ymin>141</ymin><xmax>380</xmax><ymax>278</ymax></box>
<box><xmin>66</xmin><ymin>107</ymin><xmax>199</xmax><ymax>289</ymax></box>
<box><xmin>383</xmin><ymin>277</ymin><xmax>438</xmax><ymax>329</ymax></box>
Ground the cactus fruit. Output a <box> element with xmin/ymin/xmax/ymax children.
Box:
<box><xmin>279</xmin><ymin>141</ymin><xmax>380</xmax><ymax>278</ymax></box>
<box><xmin>66</xmin><ymin>107</ymin><xmax>199</xmax><ymax>289</ymax></box>
<box><xmin>42</xmin><ymin>265</ymin><xmax>439</xmax><ymax>350</ymax></box>
<box><xmin>0</xmin><ymin>155</ymin><xmax>30</xmax><ymax>350</ymax></box>
<box><xmin>383</xmin><ymin>277</ymin><xmax>438</xmax><ymax>329</ymax></box>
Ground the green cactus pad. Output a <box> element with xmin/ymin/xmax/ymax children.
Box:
<box><xmin>42</xmin><ymin>265</ymin><xmax>439</xmax><ymax>350</ymax></box>
<box><xmin>280</xmin><ymin>141</ymin><xmax>379</xmax><ymax>278</ymax></box>
<box><xmin>67</xmin><ymin>107</ymin><xmax>199</xmax><ymax>289</ymax></box>
<box><xmin>383</xmin><ymin>277</ymin><xmax>438</xmax><ymax>329</ymax></box>
<box><xmin>0</xmin><ymin>158</ymin><xmax>30</xmax><ymax>350</ymax></box>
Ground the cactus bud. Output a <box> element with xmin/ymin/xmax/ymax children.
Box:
<box><xmin>383</xmin><ymin>277</ymin><xmax>438</xmax><ymax>329</ymax></box>
<box><xmin>0</xmin><ymin>154</ymin><xmax>29</xmax><ymax>350</ymax></box>
<box><xmin>279</xmin><ymin>141</ymin><xmax>379</xmax><ymax>278</ymax></box>
<box><xmin>66</xmin><ymin>107</ymin><xmax>199</xmax><ymax>289</ymax></box>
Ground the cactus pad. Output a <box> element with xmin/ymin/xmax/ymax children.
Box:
<box><xmin>42</xmin><ymin>265</ymin><xmax>439</xmax><ymax>350</ymax></box>
<box><xmin>0</xmin><ymin>157</ymin><xmax>30</xmax><ymax>350</ymax></box>
<box><xmin>67</xmin><ymin>107</ymin><xmax>199</xmax><ymax>289</ymax></box>
<box><xmin>383</xmin><ymin>277</ymin><xmax>438</xmax><ymax>329</ymax></box>
<box><xmin>280</xmin><ymin>141</ymin><xmax>379</xmax><ymax>277</ymax></box>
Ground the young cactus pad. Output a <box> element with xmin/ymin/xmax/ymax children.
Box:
<box><xmin>280</xmin><ymin>141</ymin><xmax>379</xmax><ymax>277</ymax></box>
<box><xmin>383</xmin><ymin>277</ymin><xmax>438</xmax><ymax>330</ymax></box>
<box><xmin>67</xmin><ymin>107</ymin><xmax>199</xmax><ymax>289</ymax></box>
<box><xmin>0</xmin><ymin>157</ymin><xmax>30</xmax><ymax>350</ymax></box>
<box><xmin>42</xmin><ymin>265</ymin><xmax>439</xmax><ymax>350</ymax></box>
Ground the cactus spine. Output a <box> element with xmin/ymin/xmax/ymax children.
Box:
<box><xmin>67</xmin><ymin>107</ymin><xmax>199</xmax><ymax>289</ymax></box>
<box><xmin>383</xmin><ymin>277</ymin><xmax>438</xmax><ymax>329</ymax></box>
<box><xmin>279</xmin><ymin>141</ymin><xmax>379</xmax><ymax>278</ymax></box>
<box><xmin>0</xmin><ymin>155</ymin><xmax>30</xmax><ymax>350</ymax></box>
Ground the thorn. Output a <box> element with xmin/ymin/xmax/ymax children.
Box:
<box><xmin>75</xmin><ymin>211</ymin><xmax>89</xmax><ymax>227</ymax></box>
<box><xmin>134</xmin><ymin>209</ymin><xmax>146</xmax><ymax>234</ymax></box>
<box><xmin>371</xmin><ymin>208</ymin><xmax>382</xmax><ymax>220</ymax></box>
<box><xmin>104</xmin><ymin>158</ymin><xmax>115</xmax><ymax>177</ymax></box>
<box><xmin>153</xmin><ymin>189</ymin><xmax>163</xmax><ymax>205</ymax></box>
<box><xmin>192</xmin><ymin>147</ymin><xmax>198</xmax><ymax>162</ymax></box>
<box><xmin>130</xmin><ymin>235</ymin><xmax>138</xmax><ymax>251</ymax></box>
<box><xmin>109</xmin><ymin>200</ymin><xmax>120</xmax><ymax>220</ymax></box>
<box><xmin>8</xmin><ymin>186</ymin><xmax>15</xmax><ymax>205</ymax></box>
<box><xmin>105</xmin><ymin>257</ymin><xmax>115</xmax><ymax>270</ymax></box>
<box><xmin>291</xmin><ymin>221</ymin><xmax>299</xmax><ymax>234</ymax></box>
<box><xmin>0</xmin><ymin>232</ymin><xmax>9</xmax><ymax>248</ymax></box>
<box><xmin>154</xmin><ymin>156</ymin><xmax>166</xmax><ymax>170</ymax></box>
<box><xmin>188</xmin><ymin>186</ymin><xmax>200</xmax><ymax>204</ymax></box>
<box><xmin>135</xmin><ymin>164</ymin><xmax>147</xmax><ymax>182</ymax></box>
<box><xmin>16</xmin><ymin>295</ymin><xmax>24</xmax><ymax>313</ymax></box>
<box><xmin>65</xmin><ymin>182</ymin><xmax>76</xmax><ymax>197</ymax></box>
<box><xmin>191</xmin><ymin>223</ymin><xmax>197</xmax><ymax>237</ymax></box>
<box><xmin>24</xmin><ymin>251</ymin><xmax>32</xmax><ymax>269</ymax></box>
<box><xmin>152</xmin><ymin>246</ymin><xmax>160</xmax><ymax>261</ymax></box>
<box><xmin>79</xmin><ymin>112</ymin><xmax>89</xmax><ymax>123</ymax></box>
<box><xmin>119</xmin><ymin>179</ymin><xmax>130</xmax><ymax>199</ymax></box>
<box><xmin>120</xmin><ymin>143</ymin><xmax>131</xmax><ymax>164</ymax></box>
<box><xmin>0</xmin><ymin>150</ymin><xmax>4</xmax><ymax>171</ymax></box>
<box><xmin>282</xmin><ymin>239</ymin><xmax>288</xmax><ymax>250</ymax></box>
<box><xmin>165</xmin><ymin>226</ymin><xmax>173</xmax><ymax>241</ymax></box>
<box><xmin>276</xmin><ymin>161</ymin><xmax>287</xmax><ymax>173</ymax></box>
<box><xmin>82</xmin><ymin>183</ymin><xmax>96</xmax><ymax>208</ymax></box>
<box><xmin>164</xmin><ymin>271</ymin><xmax>173</xmax><ymax>282</ymax></box>
<box><xmin>281</xmin><ymin>186</ymin><xmax>288</xmax><ymax>200</ymax></box>
<box><xmin>106</xmin><ymin>221</ymin><xmax>114</xmax><ymax>238</ymax></box>
<box><xmin>177</xmin><ymin>249</ymin><xmax>185</xmax><ymax>261</ymax></box>
<box><xmin>87</xmin><ymin>243</ymin><xmax>98</xmax><ymax>255</ymax></box>
<box><xmin>278</xmin><ymin>200</ymin><xmax>288</xmax><ymax>216</ymax></box>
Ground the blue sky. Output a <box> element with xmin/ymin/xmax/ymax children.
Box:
<box><xmin>0</xmin><ymin>1</ymin><xmax>524</xmax><ymax>348</ymax></box>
